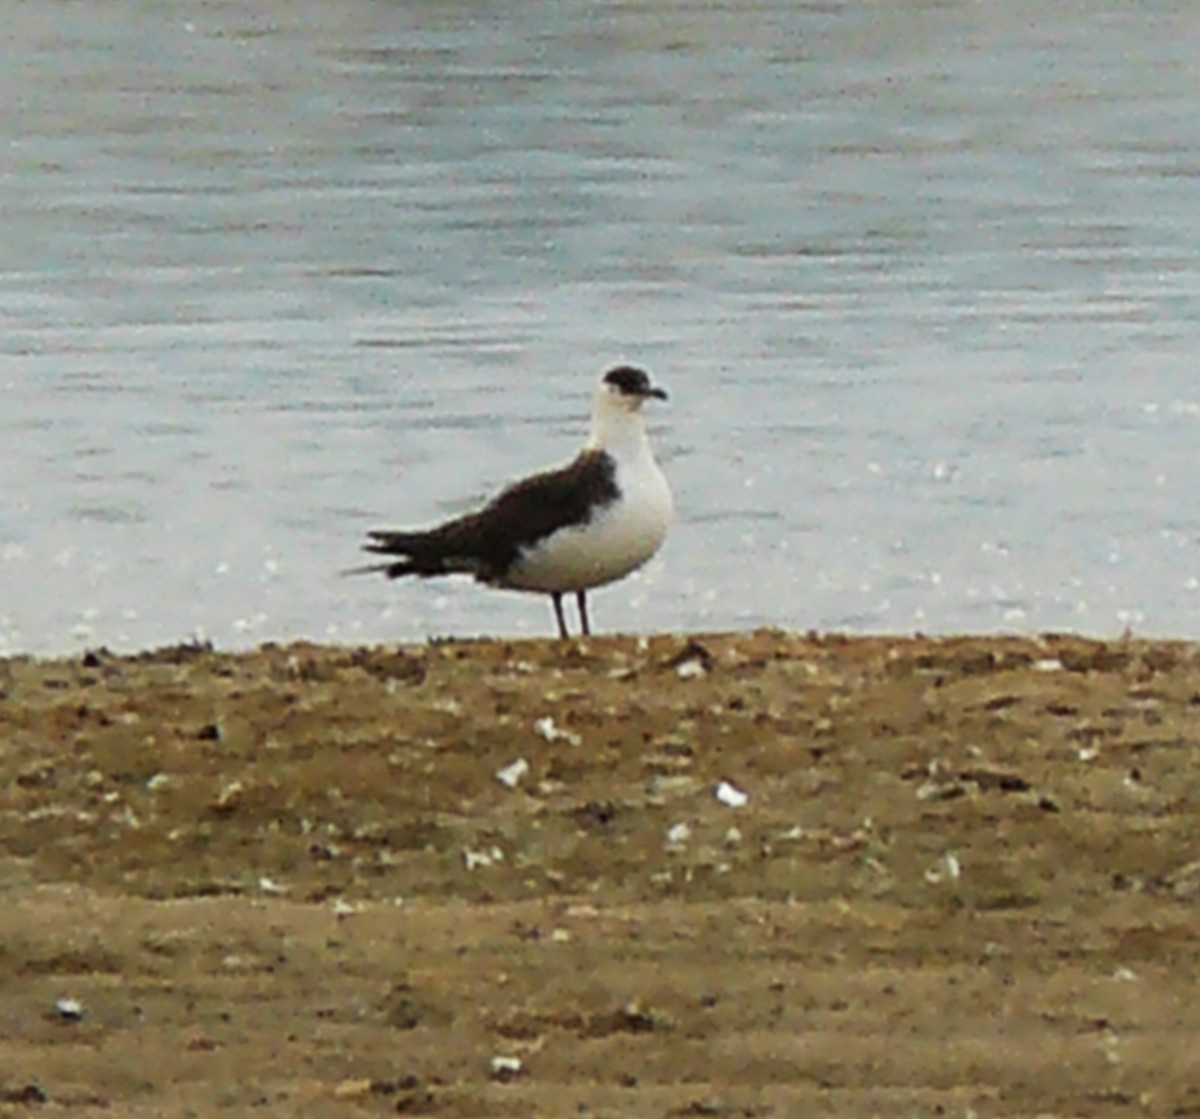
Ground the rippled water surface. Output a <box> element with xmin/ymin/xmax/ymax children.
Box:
<box><xmin>5</xmin><ymin>2</ymin><xmax>1200</xmax><ymax>653</ymax></box>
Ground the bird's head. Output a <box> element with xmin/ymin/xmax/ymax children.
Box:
<box><xmin>588</xmin><ymin>365</ymin><xmax>668</xmax><ymax>452</ymax></box>
<box><xmin>597</xmin><ymin>365</ymin><xmax>668</xmax><ymax>413</ymax></box>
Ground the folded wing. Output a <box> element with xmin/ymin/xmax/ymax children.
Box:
<box><xmin>362</xmin><ymin>449</ymin><xmax>618</xmax><ymax>585</ymax></box>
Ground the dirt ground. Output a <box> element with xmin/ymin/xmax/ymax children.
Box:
<box><xmin>2</xmin><ymin>630</ymin><xmax>1200</xmax><ymax>1117</ymax></box>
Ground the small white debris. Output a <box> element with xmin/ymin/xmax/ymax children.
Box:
<box><xmin>915</xmin><ymin>780</ymin><xmax>961</xmax><ymax>802</ymax></box>
<box><xmin>55</xmin><ymin>997</ymin><xmax>84</xmax><ymax>1021</ymax></box>
<box><xmin>213</xmin><ymin>779</ymin><xmax>244</xmax><ymax>812</ymax></box>
<box><xmin>258</xmin><ymin>876</ymin><xmax>287</xmax><ymax>895</ymax></box>
<box><xmin>676</xmin><ymin>658</ymin><xmax>707</xmax><ymax>680</ymax></box>
<box><xmin>550</xmin><ymin>927</ymin><xmax>572</xmax><ymax>943</ymax></box>
<box><xmin>146</xmin><ymin>772</ymin><xmax>170</xmax><ymax>792</ymax></box>
<box><xmin>332</xmin><ymin>898</ymin><xmax>359</xmax><ymax>918</ymax></box>
<box><xmin>463</xmin><ymin>846</ymin><xmax>504</xmax><ymax>871</ymax></box>
<box><xmin>1033</xmin><ymin>657</ymin><xmax>1064</xmax><ymax>672</ymax></box>
<box><xmin>1112</xmin><ymin>966</ymin><xmax>1138</xmax><ymax>982</ymax></box>
<box><xmin>489</xmin><ymin>1055</ymin><xmax>523</xmax><ymax>1081</ymax></box>
<box><xmin>924</xmin><ymin>852</ymin><xmax>962</xmax><ymax>884</ymax></box>
<box><xmin>724</xmin><ymin>826</ymin><xmax>743</xmax><ymax>847</ymax></box>
<box><xmin>665</xmin><ymin>822</ymin><xmax>692</xmax><ymax>846</ymax></box>
<box><xmin>534</xmin><ymin>716</ymin><xmax>581</xmax><ymax>747</ymax></box>
<box><xmin>715</xmin><ymin>781</ymin><xmax>749</xmax><ymax>808</ymax></box>
<box><xmin>495</xmin><ymin>758</ymin><xmax>530</xmax><ymax>789</ymax></box>
<box><xmin>1078</xmin><ymin>746</ymin><xmax>1100</xmax><ymax>762</ymax></box>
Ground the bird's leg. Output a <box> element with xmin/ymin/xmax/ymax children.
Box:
<box><xmin>576</xmin><ymin>591</ymin><xmax>591</xmax><ymax>637</ymax></box>
<box><xmin>551</xmin><ymin>592</ymin><xmax>570</xmax><ymax>640</ymax></box>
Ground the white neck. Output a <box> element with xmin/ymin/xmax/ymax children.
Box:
<box><xmin>587</xmin><ymin>391</ymin><xmax>650</xmax><ymax>459</ymax></box>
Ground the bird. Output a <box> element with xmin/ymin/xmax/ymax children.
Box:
<box><xmin>355</xmin><ymin>365</ymin><xmax>672</xmax><ymax>639</ymax></box>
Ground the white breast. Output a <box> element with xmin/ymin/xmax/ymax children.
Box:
<box><xmin>503</xmin><ymin>454</ymin><xmax>672</xmax><ymax>594</ymax></box>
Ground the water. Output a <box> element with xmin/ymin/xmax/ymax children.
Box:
<box><xmin>5</xmin><ymin>1</ymin><xmax>1200</xmax><ymax>654</ymax></box>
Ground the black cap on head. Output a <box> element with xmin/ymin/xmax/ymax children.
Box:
<box><xmin>603</xmin><ymin>365</ymin><xmax>668</xmax><ymax>401</ymax></box>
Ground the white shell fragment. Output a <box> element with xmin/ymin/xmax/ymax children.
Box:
<box><xmin>489</xmin><ymin>1055</ymin><xmax>523</xmax><ymax>1081</ymax></box>
<box><xmin>676</xmin><ymin>658</ymin><xmax>707</xmax><ymax>680</ymax></box>
<box><xmin>665</xmin><ymin>822</ymin><xmax>692</xmax><ymax>846</ymax></box>
<box><xmin>915</xmin><ymin>781</ymin><xmax>950</xmax><ymax>802</ymax></box>
<box><xmin>924</xmin><ymin>852</ymin><xmax>962</xmax><ymax>884</ymax></box>
<box><xmin>55</xmin><ymin>997</ymin><xmax>84</xmax><ymax>1021</ymax></box>
<box><xmin>495</xmin><ymin>758</ymin><xmax>530</xmax><ymax>789</ymax></box>
<box><xmin>213</xmin><ymin>779</ymin><xmax>244</xmax><ymax>812</ymax></box>
<box><xmin>534</xmin><ymin>716</ymin><xmax>582</xmax><ymax>747</ymax></box>
<box><xmin>463</xmin><ymin>846</ymin><xmax>504</xmax><ymax>871</ymax></box>
<box><xmin>715</xmin><ymin>781</ymin><xmax>749</xmax><ymax>808</ymax></box>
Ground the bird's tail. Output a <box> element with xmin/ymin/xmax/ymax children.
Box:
<box><xmin>347</xmin><ymin>529</ymin><xmax>475</xmax><ymax>580</ymax></box>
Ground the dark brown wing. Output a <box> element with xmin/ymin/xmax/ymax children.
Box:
<box><xmin>364</xmin><ymin>449</ymin><xmax>618</xmax><ymax>582</ymax></box>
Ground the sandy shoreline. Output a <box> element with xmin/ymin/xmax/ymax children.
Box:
<box><xmin>3</xmin><ymin>630</ymin><xmax>1200</xmax><ymax>1115</ymax></box>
